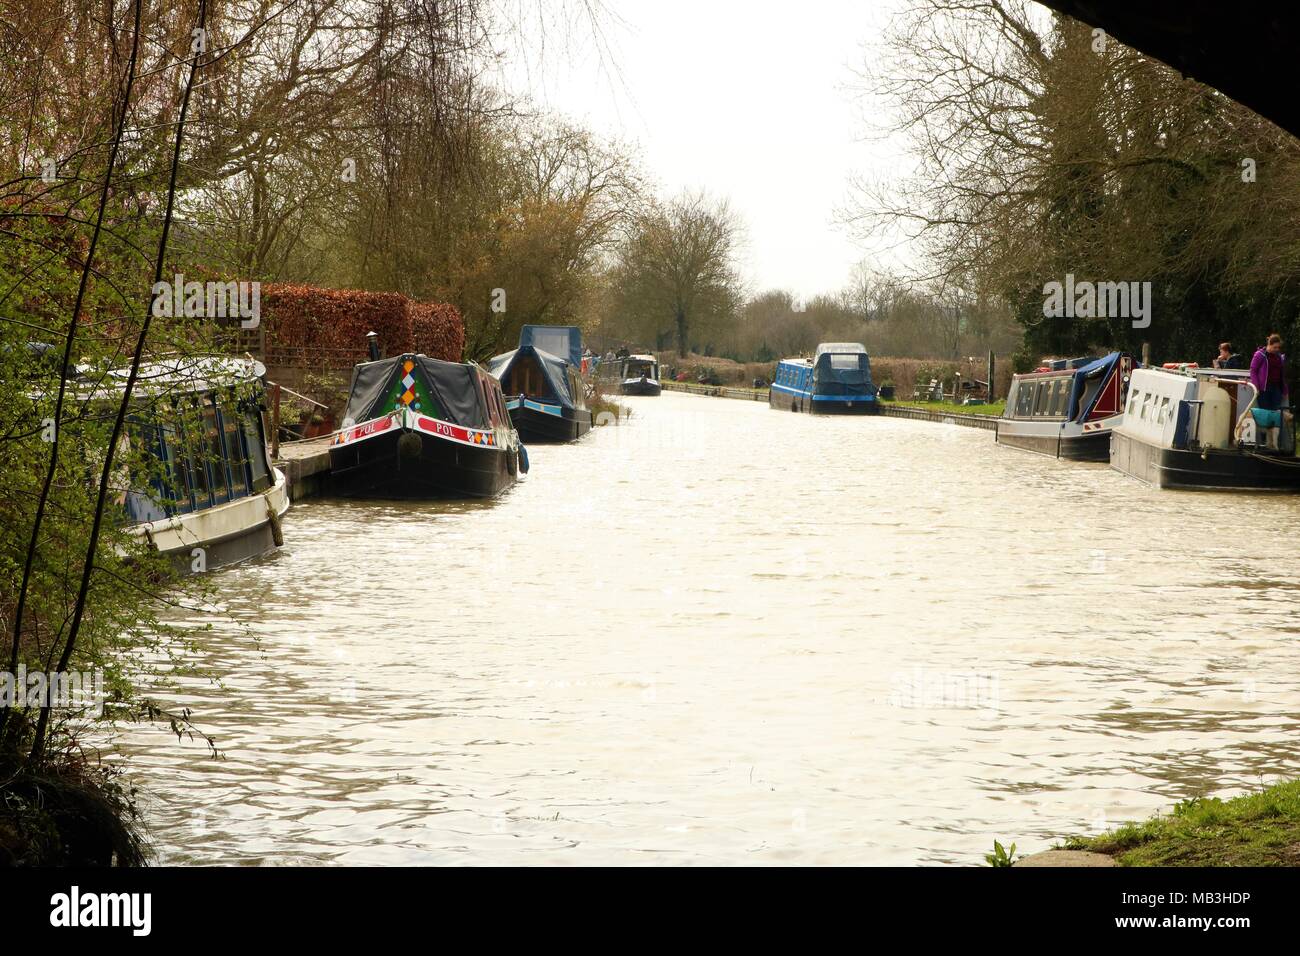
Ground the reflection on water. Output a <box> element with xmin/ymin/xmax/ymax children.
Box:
<box><xmin>109</xmin><ymin>392</ymin><xmax>1300</xmax><ymax>864</ymax></box>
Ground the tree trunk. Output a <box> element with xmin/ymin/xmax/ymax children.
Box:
<box><xmin>675</xmin><ymin>307</ymin><xmax>688</xmax><ymax>357</ymax></box>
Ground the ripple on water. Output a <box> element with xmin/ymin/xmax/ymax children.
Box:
<box><xmin>110</xmin><ymin>392</ymin><xmax>1300</xmax><ymax>864</ymax></box>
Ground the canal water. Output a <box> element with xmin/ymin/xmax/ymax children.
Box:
<box><xmin>112</xmin><ymin>392</ymin><xmax>1300</xmax><ymax>864</ymax></box>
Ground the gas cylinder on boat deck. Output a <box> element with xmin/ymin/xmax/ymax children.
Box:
<box><xmin>1199</xmin><ymin>387</ymin><xmax>1232</xmax><ymax>448</ymax></box>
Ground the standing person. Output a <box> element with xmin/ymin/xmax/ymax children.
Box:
<box><xmin>1250</xmin><ymin>334</ymin><xmax>1289</xmax><ymax>410</ymax></box>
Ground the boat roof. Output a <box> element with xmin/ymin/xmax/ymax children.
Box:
<box><xmin>52</xmin><ymin>355</ymin><xmax>266</xmax><ymax>403</ymax></box>
<box><xmin>122</xmin><ymin>356</ymin><xmax>266</xmax><ymax>394</ymax></box>
<box><xmin>518</xmin><ymin>325</ymin><xmax>582</xmax><ymax>368</ymax></box>
<box><xmin>486</xmin><ymin>344</ymin><xmax>579</xmax><ymax>407</ymax></box>
<box><xmin>626</xmin><ymin>353</ymin><xmax>656</xmax><ymax>362</ymax></box>
<box><xmin>1136</xmin><ymin>365</ymin><xmax>1251</xmax><ymax>384</ymax></box>
<box><xmin>814</xmin><ymin>342</ymin><xmax>867</xmax><ymax>360</ymax></box>
<box><xmin>1016</xmin><ymin>353</ymin><xmax>1126</xmax><ymax>379</ymax></box>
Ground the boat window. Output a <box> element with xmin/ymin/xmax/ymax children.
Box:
<box><xmin>829</xmin><ymin>354</ymin><xmax>859</xmax><ymax>370</ymax></box>
<box><xmin>160</xmin><ymin>422</ymin><xmax>193</xmax><ymax>513</ymax></box>
<box><xmin>243</xmin><ymin>411</ymin><xmax>271</xmax><ymax>493</ymax></box>
<box><xmin>1013</xmin><ymin>382</ymin><xmax>1030</xmax><ymax>417</ymax></box>
<box><xmin>180</xmin><ymin>409</ymin><xmax>211</xmax><ymax>508</ymax></box>
<box><xmin>492</xmin><ymin>381</ymin><xmax>508</xmax><ymax>426</ymax></box>
<box><xmin>222</xmin><ymin>403</ymin><xmax>250</xmax><ymax>499</ymax></box>
<box><xmin>1033</xmin><ymin>382</ymin><xmax>1049</xmax><ymax>416</ymax></box>
<box><xmin>1157</xmin><ymin>396</ymin><xmax>1171</xmax><ymax>425</ymax></box>
<box><xmin>202</xmin><ymin>402</ymin><xmax>230</xmax><ymax>504</ymax></box>
<box><xmin>1045</xmin><ymin>380</ymin><xmax>1062</xmax><ymax>417</ymax></box>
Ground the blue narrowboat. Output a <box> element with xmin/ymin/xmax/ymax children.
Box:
<box><xmin>769</xmin><ymin>342</ymin><xmax>879</xmax><ymax>414</ymax></box>
<box><xmin>488</xmin><ymin>325</ymin><xmax>592</xmax><ymax>443</ymax></box>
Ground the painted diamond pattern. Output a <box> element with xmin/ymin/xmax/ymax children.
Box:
<box><xmin>400</xmin><ymin>360</ymin><xmax>417</xmax><ymax>405</ymax></box>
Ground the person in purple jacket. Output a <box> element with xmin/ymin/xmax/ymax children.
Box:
<box><xmin>1249</xmin><ymin>334</ymin><xmax>1289</xmax><ymax>410</ymax></box>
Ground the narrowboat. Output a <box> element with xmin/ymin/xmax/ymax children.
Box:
<box><xmin>1110</xmin><ymin>364</ymin><xmax>1300</xmax><ymax>490</ymax></box>
<box><xmin>329</xmin><ymin>353</ymin><xmax>524</xmax><ymax>498</ymax></box>
<box><xmin>114</xmin><ymin>356</ymin><xmax>289</xmax><ymax>571</ymax></box>
<box><xmin>620</xmin><ymin>354</ymin><xmax>661</xmax><ymax>396</ymax></box>
<box><xmin>996</xmin><ymin>352</ymin><xmax>1131</xmax><ymax>460</ymax></box>
<box><xmin>487</xmin><ymin>325</ymin><xmax>592</xmax><ymax>442</ymax></box>
<box><xmin>769</xmin><ymin>342</ymin><xmax>879</xmax><ymax>413</ymax></box>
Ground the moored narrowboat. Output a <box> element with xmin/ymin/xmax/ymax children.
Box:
<box><xmin>996</xmin><ymin>352</ymin><xmax>1131</xmax><ymax>460</ymax></box>
<box><xmin>329</xmin><ymin>353</ymin><xmax>524</xmax><ymax>498</ymax></box>
<box><xmin>769</xmin><ymin>342</ymin><xmax>879</xmax><ymax>414</ymax></box>
<box><xmin>620</xmin><ymin>354</ymin><xmax>661</xmax><ymax>395</ymax></box>
<box><xmin>1110</xmin><ymin>364</ymin><xmax>1300</xmax><ymax>490</ymax></box>
<box><xmin>103</xmin><ymin>356</ymin><xmax>289</xmax><ymax>572</ymax></box>
<box><xmin>488</xmin><ymin>325</ymin><xmax>592</xmax><ymax>442</ymax></box>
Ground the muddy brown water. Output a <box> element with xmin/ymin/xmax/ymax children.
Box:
<box><xmin>110</xmin><ymin>391</ymin><xmax>1300</xmax><ymax>864</ymax></box>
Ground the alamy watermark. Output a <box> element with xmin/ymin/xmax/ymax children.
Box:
<box><xmin>2</xmin><ymin>666</ymin><xmax>105</xmax><ymax>716</ymax></box>
<box><xmin>888</xmin><ymin>666</ymin><xmax>1000</xmax><ymax>714</ymax></box>
<box><xmin>1042</xmin><ymin>273</ymin><xmax>1151</xmax><ymax>329</ymax></box>
<box><xmin>150</xmin><ymin>273</ymin><xmax>260</xmax><ymax>329</ymax></box>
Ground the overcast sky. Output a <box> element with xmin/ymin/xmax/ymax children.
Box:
<box><xmin>494</xmin><ymin>0</ymin><xmax>917</xmax><ymax>301</ymax></box>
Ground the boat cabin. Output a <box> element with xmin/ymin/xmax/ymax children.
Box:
<box><xmin>117</xmin><ymin>358</ymin><xmax>277</xmax><ymax>523</ymax></box>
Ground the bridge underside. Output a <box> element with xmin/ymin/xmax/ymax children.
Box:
<box><xmin>1040</xmin><ymin>2</ymin><xmax>1300</xmax><ymax>138</ymax></box>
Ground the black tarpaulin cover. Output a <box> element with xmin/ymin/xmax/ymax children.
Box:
<box><xmin>486</xmin><ymin>345</ymin><xmax>574</xmax><ymax>407</ymax></box>
<box><xmin>813</xmin><ymin>349</ymin><xmax>876</xmax><ymax>395</ymax></box>
<box><xmin>343</xmin><ymin>354</ymin><xmax>490</xmax><ymax>427</ymax></box>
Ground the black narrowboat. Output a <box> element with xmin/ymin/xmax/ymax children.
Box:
<box><xmin>328</xmin><ymin>353</ymin><xmax>525</xmax><ymax>498</ymax></box>
<box><xmin>620</xmin><ymin>354</ymin><xmax>661</xmax><ymax>396</ymax></box>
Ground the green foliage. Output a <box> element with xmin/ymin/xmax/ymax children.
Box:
<box><xmin>866</xmin><ymin>1</ymin><xmax>1300</xmax><ymax>371</ymax></box>
<box><xmin>985</xmin><ymin>840</ymin><xmax>1017</xmax><ymax>867</ymax></box>
<box><xmin>1063</xmin><ymin>780</ymin><xmax>1300</xmax><ymax>866</ymax></box>
<box><xmin>605</xmin><ymin>192</ymin><xmax>744</xmax><ymax>358</ymax></box>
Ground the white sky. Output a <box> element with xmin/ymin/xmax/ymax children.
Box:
<box><xmin>493</xmin><ymin>0</ymin><xmax>918</xmax><ymax>301</ymax></box>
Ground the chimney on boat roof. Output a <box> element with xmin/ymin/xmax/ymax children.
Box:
<box><xmin>366</xmin><ymin>330</ymin><xmax>380</xmax><ymax>362</ymax></box>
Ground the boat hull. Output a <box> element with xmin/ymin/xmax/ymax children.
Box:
<box><xmin>621</xmin><ymin>379</ymin><xmax>661</xmax><ymax>396</ymax></box>
<box><xmin>508</xmin><ymin>402</ymin><xmax>592</xmax><ymax>443</ymax></box>
<box><xmin>995</xmin><ymin>421</ymin><xmax>1111</xmax><ymax>461</ymax></box>
<box><xmin>329</xmin><ymin>425</ymin><xmax>517</xmax><ymax>499</ymax></box>
<box><xmin>1110</xmin><ymin>430</ymin><xmax>1300</xmax><ymax>490</ymax></box>
<box><xmin>808</xmin><ymin>396</ymin><xmax>878</xmax><ymax>415</ymax></box>
<box><xmin>768</xmin><ymin>387</ymin><xmax>878</xmax><ymax>414</ymax></box>
<box><xmin>129</xmin><ymin>469</ymin><xmax>290</xmax><ymax>572</ymax></box>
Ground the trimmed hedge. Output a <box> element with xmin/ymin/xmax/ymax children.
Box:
<box><xmin>259</xmin><ymin>284</ymin><xmax>463</xmax><ymax>364</ymax></box>
<box><xmin>410</xmin><ymin>302</ymin><xmax>465</xmax><ymax>363</ymax></box>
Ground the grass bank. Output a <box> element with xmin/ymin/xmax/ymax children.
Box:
<box><xmin>883</xmin><ymin>399</ymin><xmax>1005</xmax><ymax>417</ymax></box>
<box><xmin>1060</xmin><ymin>780</ymin><xmax>1300</xmax><ymax>866</ymax></box>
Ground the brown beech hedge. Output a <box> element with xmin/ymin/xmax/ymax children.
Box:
<box><xmin>260</xmin><ymin>284</ymin><xmax>463</xmax><ymax>363</ymax></box>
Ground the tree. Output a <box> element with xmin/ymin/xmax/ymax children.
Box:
<box><xmin>609</xmin><ymin>192</ymin><xmax>743</xmax><ymax>357</ymax></box>
<box><xmin>847</xmin><ymin>0</ymin><xmax>1300</xmax><ymax>364</ymax></box>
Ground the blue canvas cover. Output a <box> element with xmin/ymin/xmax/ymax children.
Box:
<box><xmin>812</xmin><ymin>349</ymin><xmax>876</xmax><ymax>397</ymax></box>
<box><xmin>487</xmin><ymin>345</ymin><xmax>576</xmax><ymax>408</ymax></box>
<box><xmin>1064</xmin><ymin>351</ymin><xmax>1121</xmax><ymax>421</ymax></box>
<box><xmin>519</xmin><ymin>325</ymin><xmax>582</xmax><ymax>369</ymax></box>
